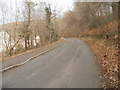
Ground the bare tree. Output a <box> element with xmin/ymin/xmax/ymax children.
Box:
<box><xmin>44</xmin><ymin>3</ymin><xmax>61</xmax><ymax>43</ymax></box>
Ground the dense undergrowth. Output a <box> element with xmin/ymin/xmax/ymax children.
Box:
<box><xmin>80</xmin><ymin>20</ymin><xmax>119</xmax><ymax>88</ymax></box>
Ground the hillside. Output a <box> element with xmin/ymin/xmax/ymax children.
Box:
<box><xmin>80</xmin><ymin>20</ymin><xmax>119</xmax><ymax>88</ymax></box>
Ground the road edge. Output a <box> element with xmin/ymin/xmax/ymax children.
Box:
<box><xmin>0</xmin><ymin>46</ymin><xmax>57</xmax><ymax>73</ymax></box>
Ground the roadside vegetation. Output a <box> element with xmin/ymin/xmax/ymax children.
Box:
<box><xmin>0</xmin><ymin>1</ymin><xmax>62</xmax><ymax>58</ymax></box>
<box><xmin>62</xmin><ymin>2</ymin><xmax>119</xmax><ymax>88</ymax></box>
<box><xmin>80</xmin><ymin>20</ymin><xmax>118</xmax><ymax>88</ymax></box>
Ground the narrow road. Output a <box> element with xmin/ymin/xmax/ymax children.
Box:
<box><xmin>3</xmin><ymin>39</ymin><xmax>102</xmax><ymax>88</ymax></box>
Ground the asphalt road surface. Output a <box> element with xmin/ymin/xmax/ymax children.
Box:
<box><xmin>2</xmin><ymin>39</ymin><xmax>103</xmax><ymax>88</ymax></box>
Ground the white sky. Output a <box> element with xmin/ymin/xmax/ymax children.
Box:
<box><xmin>1</xmin><ymin>0</ymin><xmax>118</xmax><ymax>24</ymax></box>
<box><xmin>35</xmin><ymin>0</ymin><xmax>74</xmax><ymax>11</ymax></box>
<box><xmin>0</xmin><ymin>0</ymin><xmax>74</xmax><ymax>24</ymax></box>
<box><xmin>2</xmin><ymin>0</ymin><xmax>74</xmax><ymax>13</ymax></box>
<box><xmin>33</xmin><ymin>0</ymin><xmax>74</xmax><ymax>16</ymax></box>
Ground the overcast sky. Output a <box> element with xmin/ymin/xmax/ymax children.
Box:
<box><xmin>0</xmin><ymin>0</ymin><xmax>119</xmax><ymax>25</ymax></box>
<box><xmin>36</xmin><ymin>0</ymin><xmax>74</xmax><ymax>11</ymax></box>
<box><xmin>1</xmin><ymin>0</ymin><xmax>74</xmax><ymax>13</ymax></box>
<box><xmin>0</xmin><ymin>0</ymin><xmax>74</xmax><ymax>25</ymax></box>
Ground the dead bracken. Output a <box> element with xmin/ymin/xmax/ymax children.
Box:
<box><xmin>80</xmin><ymin>21</ymin><xmax>118</xmax><ymax>88</ymax></box>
